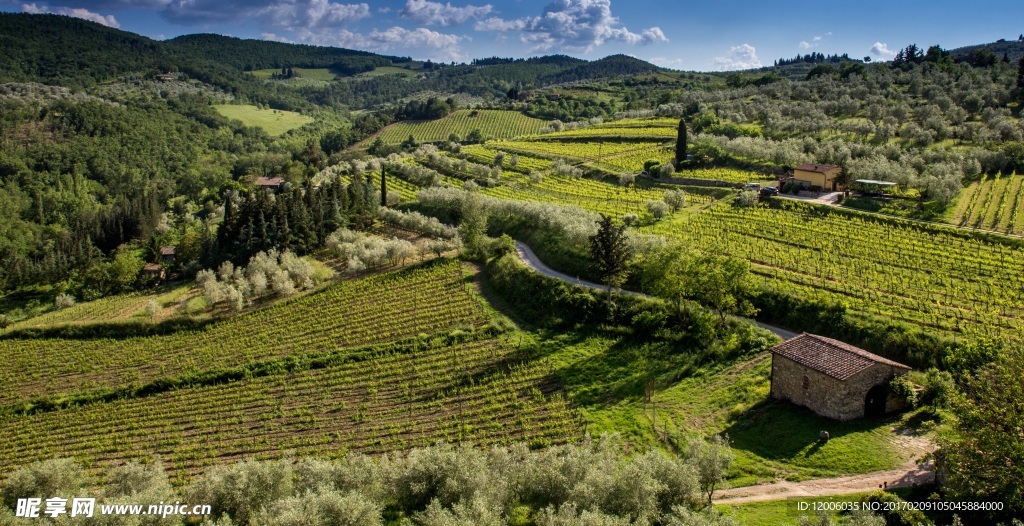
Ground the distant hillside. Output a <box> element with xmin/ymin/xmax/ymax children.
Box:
<box><xmin>948</xmin><ymin>38</ymin><xmax>1024</xmax><ymax>62</ymax></box>
<box><xmin>0</xmin><ymin>13</ymin><xmax>166</xmax><ymax>87</ymax></box>
<box><xmin>162</xmin><ymin>34</ymin><xmax>403</xmax><ymax>74</ymax></box>
<box><xmin>543</xmin><ymin>54</ymin><xmax>661</xmax><ymax>83</ymax></box>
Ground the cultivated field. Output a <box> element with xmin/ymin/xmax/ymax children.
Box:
<box><xmin>213</xmin><ymin>104</ymin><xmax>314</xmax><ymax>136</ymax></box>
<box><xmin>648</xmin><ymin>202</ymin><xmax>1024</xmax><ymax>339</ymax></box>
<box><xmin>0</xmin><ymin>261</ymin><xmax>489</xmax><ymax>406</ymax></box>
<box><xmin>0</xmin><ymin>334</ymin><xmax>578</xmax><ymax>480</ymax></box>
<box><xmin>949</xmin><ymin>172</ymin><xmax>1024</xmax><ymax>234</ymax></box>
<box><xmin>375</xmin><ymin>110</ymin><xmax>546</xmax><ymax>144</ymax></box>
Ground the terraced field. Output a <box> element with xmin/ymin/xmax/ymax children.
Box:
<box><xmin>0</xmin><ymin>261</ymin><xmax>488</xmax><ymax>406</ymax></box>
<box><xmin>4</xmin><ymin>285</ymin><xmax>197</xmax><ymax>331</ymax></box>
<box><xmin>481</xmin><ymin>173</ymin><xmax>713</xmax><ymax>218</ymax></box>
<box><xmin>493</xmin><ymin>140</ymin><xmax>665</xmax><ymax>162</ymax></box>
<box><xmin>375</xmin><ymin>110</ymin><xmax>546</xmax><ymax>144</ymax></box>
<box><xmin>0</xmin><ymin>334</ymin><xmax>579</xmax><ymax>480</ymax></box>
<box><xmin>949</xmin><ymin>173</ymin><xmax>1024</xmax><ymax>234</ymax></box>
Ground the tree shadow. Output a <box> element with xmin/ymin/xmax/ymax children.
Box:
<box><xmin>723</xmin><ymin>400</ymin><xmax>902</xmax><ymax>464</ymax></box>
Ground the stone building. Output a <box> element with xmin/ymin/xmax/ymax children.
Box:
<box><xmin>769</xmin><ymin>333</ymin><xmax>911</xmax><ymax>421</ymax></box>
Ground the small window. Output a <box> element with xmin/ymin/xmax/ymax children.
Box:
<box><xmin>802</xmin><ymin>376</ymin><xmax>810</xmax><ymax>389</ymax></box>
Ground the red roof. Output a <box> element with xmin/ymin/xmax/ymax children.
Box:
<box><xmin>256</xmin><ymin>176</ymin><xmax>284</xmax><ymax>187</ymax></box>
<box><xmin>795</xmin><ymin>163</ymin><xmax>842</xmax><ymax>174</ymax></box>
<box><xmin>771</xmin><ymin>333</ymin><xmax>911</xmax><ymax>381</ymax></box>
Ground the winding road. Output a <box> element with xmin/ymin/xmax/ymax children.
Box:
<box><xmin>513</xmin><ymin>241</ymin><xmax>798</xmax><ymax>340</ymax></box>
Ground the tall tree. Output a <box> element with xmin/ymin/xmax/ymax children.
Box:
<box><xmin>943</xmin><ymin>345</ymin><xmax>1024</xmax><ymax>518</ymax></box>
<box><xmin>380</xmin><ymin>167</ymin><xmax>387</xmax><ymax>207</ymax></box>
<box><xmin>1017</xmin><ymin>56</ymin><xmax>1024</xmax><ymax>102</ymax></box>
<box><xmin>588</xmin><ymin>214</ymin><xmax>631</xmax><ymax>295</ymax></box>
<box><xmin>675</xmin><ymin>118</ymin><xmax>688</xmax><ymax>166</ymax></box>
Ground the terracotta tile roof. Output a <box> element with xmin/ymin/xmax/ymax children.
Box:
<box><xmin>256</xmin><ymin>176</ymin><xmax>284</xmax><ymax>187</ymax></box>
<box><xmin>770</xmin><ymin>333</ymin><xmax>911</xmax><ymax>381</ymax></box>
<box><xmin>142</xmin><ymin>263</ymin><xmax>164</xmax><ymax>273</ymax></box>
<box><xmin>795</xmin><ymin>163</ymin><xmax>842</xmax><ymax>173</ymax></box>
<box><xmin>160</xmin><ymin>246</ymin><xmax>176</xmax><ymax>256</ymax></box>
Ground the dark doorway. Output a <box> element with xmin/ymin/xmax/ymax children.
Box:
<box><xmin>864</xmin><ymin>384</ymin><xmax>888</xmax><ymax>417</ymax></box>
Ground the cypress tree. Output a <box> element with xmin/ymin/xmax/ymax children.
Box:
<box><xmin>675</xmin><ymin>119</ymin><xmax>688</xmax><ymax>166</ymax></box>
<box><xmin>1018</xmin><ymin>57</ymin><xmax>1024</xmax><ymax>101</ymax></box>
<box><xmin>380</xmin><ymin>167</ymin><xmax>388</xmax><ymax>207</ymax></box>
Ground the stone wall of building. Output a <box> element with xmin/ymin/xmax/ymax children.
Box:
<box><xmin>770</xmin><ymin>355</ymin><xmax>907</xmax><ymax>421</ymax></box>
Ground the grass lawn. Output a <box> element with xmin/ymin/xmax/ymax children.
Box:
<box><xmin>213</xmin><ymin>104</ymin><xmax>314</xmax><ymax>136</ymax></box>
<box><xmin>530</xmin><ymin>332</ymin><xmax>907</xmax><ymax>486</ymax></box>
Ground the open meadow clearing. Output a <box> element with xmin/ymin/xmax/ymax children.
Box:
<box><xmin>213</xmin><ymin>104</ymin><xmax>314</xmax><ymax>136</ymax></box>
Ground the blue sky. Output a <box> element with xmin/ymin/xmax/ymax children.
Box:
<box><xmin>3</xmin><ymin>0</ymin><xmax>1024</xmax><ymax>70</ymax></box>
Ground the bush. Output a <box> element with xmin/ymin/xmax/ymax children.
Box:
<box><xmin>646</xmin><ymin>200</ymin><xmax>670</xmax><ymax>220</ymax></box>
<box><xmin>54</xmin><ymin>293</ymin><xmax>76</xmax><ymax>311</ymax></box>
<box><xmin>187</xmin><ymin>460</ymin><xmax>294</xmax><ymax>525</ymax></box>
<box><xmin>1</xmin><ymin>459</ymin><xmax>90</xmax><ymax>510</ymax></box>
<box><xmin>918</xmin><ymin>369</ymin><xmax>955</xmax><ymax>408</ymax></box>
<box><xmin>733</xmin><ymin>190</ymin><xmax>759</xmax><ymax>207</ymax></box>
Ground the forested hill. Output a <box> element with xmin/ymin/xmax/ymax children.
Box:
<box><xmin>0</xmin><ymin>13</ymin><xmax>667</xmax><ymax>94</ymax></box>
<box><xmin>0</xmin><ymin>13</ymin><xmax>167</xmax><ymax>87</ymax></box>
<box><xmin>162</xmin><ymin>34</ymin><xmax>403</xmax><ymax>74</ymax></box>
<box><xmin>948</xmin><ymin>38</ymin><xmax>1024</xmax><ymax>63</ymax></box>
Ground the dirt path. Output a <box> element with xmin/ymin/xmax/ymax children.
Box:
<box><xmin>512</xmin><ymin>241</ymin><xmax>798</xmax><ymax>340</ymax></box>
<box><xmin>715</xmin><ymin>460</ymin><xmax>935</xmax><ymax>504</ymax></box>
<box><xmin>717</xmin><ymin>429</ymin><xmax>936</xmax><ymax>504</ymax></box>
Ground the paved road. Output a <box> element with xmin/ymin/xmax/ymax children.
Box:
<box><xmin>513</xmin><ymin>241</ymin><xmax>797</xmax><ymax>340</ymax></box>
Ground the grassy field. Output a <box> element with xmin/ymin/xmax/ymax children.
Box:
<box><xmin>213</xmin><ymin>104</ymin><xmax>314</xmax><ymax>136</ymax></box>
<box><xmin>247</xmin><ymin>68</ymin><xmax>339</xmax><ymax>81</ymax></box>
<box><xmin>375</xmin><ymin>110</ymin><xmax>546</xmax><ymax>144</ymax></box>
<box><xmin>357</xmin><ymin>65</ymin><xmax>418</xmax><ymax>77</ymax></box>
<box><xmin>948</xmin><ymin>172</ymin><xmax>1024</xmax><ymax>234</ymax></box>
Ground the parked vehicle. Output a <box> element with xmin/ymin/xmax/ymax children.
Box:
<box><xmin>759</xmin><ymin>186</ymin><xmax>779</xmax><ymax>197</ymax></box>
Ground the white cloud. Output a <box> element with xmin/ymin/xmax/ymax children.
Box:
<box><xmin>309</xmin><ymin>26</ymin><xmax>465</xmax><ymax>61</ymax></box>
<box><xmin>648</xmin><ymin>56</ymin><xmax>685</xmax><ymax>70</ymax></box>
<box><xmin>799</xmin><ymin>40</ymin><xmax>812</xmax><ymax>50</ymax></box>
<box><xmin>474</xmin><ymin>0</ymin><xmax>666</xmax><ymax>53</ymax></box>
<box><xmin>400</xmin><ymin>0</ymin><xmax>492</xmax><ymax>26</ymax></box>
<box><xmin>813</xmin><ymin>35</ymin><xmax>822</xmax><ymax>42</ymax></box>
<box><xmin>21</xmin><ymin>3</ymin><xmax>120</xmax><ymax>27</ymax></box>
<box><xmin>260</xmin><ymin>32</ymin><xmax>293</xmax><ymax>43</ymax></box>
<box><xmin>161</xmin><ymin>0</ymin><xmax>369</xmax><ymax>30</ymax></box>
<box><xmin>870</xmin><ymin>41</ymin><xmax>896</xmax><ymax>58</ymax></box>
<box><xmin>256</xmin><ymin>0</ymin><xmax>370</xmax><ymax>31</ymax></box>
<box><xmin>714</xmin><ymin>43</ymin><xmax>761</xmax><ymax>71</ymax></box>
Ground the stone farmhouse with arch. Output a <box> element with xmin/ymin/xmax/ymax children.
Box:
<box><xmin>769</xmin><ymin>333</ymin><xmax>912</xmax><ymax>421</ymax></box>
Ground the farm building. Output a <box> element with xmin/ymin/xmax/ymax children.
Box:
<box><xmin>141</xmin><ymin>263</ymin><xmax>165</xmax><ymax>281</ymax></box>
<box><xmin>769</xmin><ymin>333</ymin><xmax>911</xmax><ymax>421</ymax></box>
<box><xmin>160</xmin><ymin>246</ymin><xmax>176</xmax><ymax>263</ymax></box>
<box><xmin>793</xmin><ymin>163</ymin><xmax>844</xmax><ymax>191</ymax></box>
<box><xmin>256</xmin><ymin>176</ymin><xmax>285</xmax><ymax>191</ymax></box>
